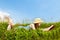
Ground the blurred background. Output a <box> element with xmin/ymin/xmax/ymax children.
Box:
<box><xmin>0</xmin><ymin>0</ymin><xmax>60</xmax><ymax>23</ymax></box>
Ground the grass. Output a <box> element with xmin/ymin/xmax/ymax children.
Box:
<box><xmin>0</xmin><ymin>22</ymin><xmax>60</xmax><ymax>40</ymax></box>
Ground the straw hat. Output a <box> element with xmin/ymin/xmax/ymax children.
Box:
<box><xmin>34</xmin><ymin>18</ymin><xmax>43</xmax><ymax>23</ymax></box>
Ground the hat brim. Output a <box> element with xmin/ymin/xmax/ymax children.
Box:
<box><xmin>34</xmin><ymin>21</ymin><xmax>43</xmax><ymax>23</ymax></box>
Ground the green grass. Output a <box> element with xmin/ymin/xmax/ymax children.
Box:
<box><xmin>0</xmin><ymin>22</ymin><xmax>60</xmax><ymax>40</ymax></box>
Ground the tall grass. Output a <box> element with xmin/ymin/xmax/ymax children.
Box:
<box><xmin>0</xmin><ymin>22</ymin><xmax>60</xmax><ymax>40</ymax></box>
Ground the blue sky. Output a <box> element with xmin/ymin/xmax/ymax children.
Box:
<box><xmin>0</xmin><ymin>0</ymin><xmax>60</xmax><ymax>23</ymax></box>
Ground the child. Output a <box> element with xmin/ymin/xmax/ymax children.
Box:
<box><xmin>7</xmin><ymin>17</ymin><xmax>14</xmax><ymax>30</ymax></box>
<box><xmin>29</xmin><ymin>18</ymin><xmax>54</xmax><ymax>31</ymax></box>
<box><xmin>0</xmin><ymin>12</ymin><xmax>14</xmax><ymax>30</ymax></box>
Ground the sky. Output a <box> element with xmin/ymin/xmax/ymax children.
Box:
<box><xmin>0</xmin><ymin>0</ymin><xmax>60</xmax><ymax>23</ymax></box>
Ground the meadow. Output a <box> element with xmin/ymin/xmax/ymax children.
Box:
<box><xmin>0</xmin><ymin>22</ymin><xmax>60</xmax><ymax>40</ymax></box>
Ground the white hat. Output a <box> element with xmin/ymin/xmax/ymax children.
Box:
<box><xmin>0</xmin><ymin>11</ymin><xmax>10</xmax><ymax>17</ymax></box>
<box><xmin>34</xmin><ymin>18</ymin><xmax>43</xmax><ymax>23</ymax></box>
<box><xmin>0</xmin><ymin>11</ymin><xmax>10</xmax><ymax>22</ymax></box>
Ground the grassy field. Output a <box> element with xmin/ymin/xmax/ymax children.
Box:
<box><xmin>0</xmin><ymin>22</ymin><xmax>60</xmax><ymax>40</ymax></box>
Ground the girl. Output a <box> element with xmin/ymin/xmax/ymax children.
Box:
<box><xmin>29</xmin><ymin>18</ymin><xmax>54</xmax><ymax>31</ymax></box>
<box><xmin>0</xmin><ymin>12</ymin><xmax>14</xmax><ymax>30</ymax></box>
